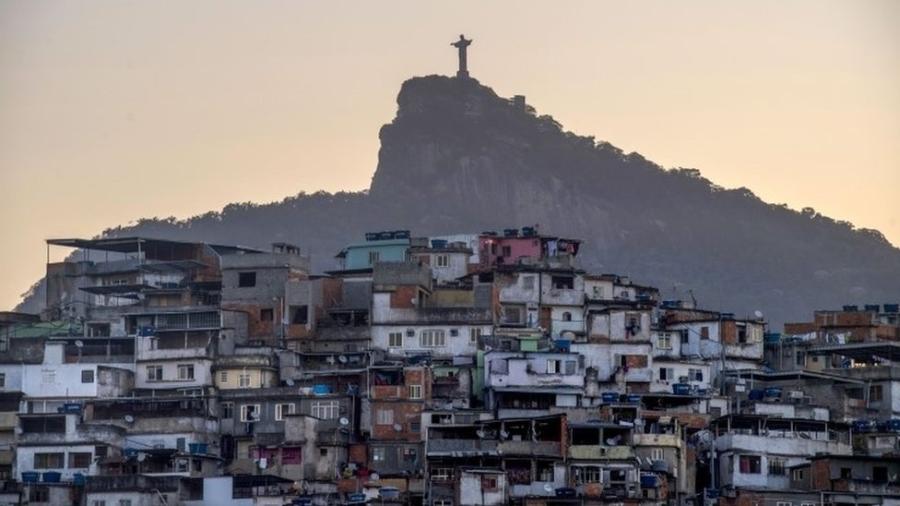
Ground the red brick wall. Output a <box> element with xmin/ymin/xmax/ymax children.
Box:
<box><xmin>390</xmin><ymin>285</ymin><xmax>418</xmax><ymax>309</ymax></box>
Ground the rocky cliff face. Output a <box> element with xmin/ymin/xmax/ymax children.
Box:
<box><xmin>17</xmin><ymin>75</ymin><xmax>900</xmax><ymax>325</ymax></box>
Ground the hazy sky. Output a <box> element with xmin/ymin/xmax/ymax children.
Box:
<box><xmin>1</xmin><ymin>0</ymin><xmax>899</xmax><ymax>310</ymax></box>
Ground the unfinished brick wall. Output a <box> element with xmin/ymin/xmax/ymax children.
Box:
<box><xmin>390</xmin><ymin>285</ymin><xmax>419</xmax><ymax>309</ymax></box>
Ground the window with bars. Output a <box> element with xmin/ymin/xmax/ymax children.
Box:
<box><xmin>421</xmin><ymin>330</ymin><xmax>445</xmax><ymax>347</ymax></box>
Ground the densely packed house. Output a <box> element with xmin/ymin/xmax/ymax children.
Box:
<box><xmin>0</xmin><ymin>228</ymin><xmax>898</xmax><ymax>506</ymax></box>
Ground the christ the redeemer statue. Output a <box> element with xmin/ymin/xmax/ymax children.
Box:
<box><xmin>451</xmin><ymin>34</ymin><xmax>473</xmax><ymax>78</ymax></box>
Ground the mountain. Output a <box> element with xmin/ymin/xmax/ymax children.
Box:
<box><xmin>16</xmin><ymin>75</ymin><xmax>900</xmax><ymax>326</ymax></box>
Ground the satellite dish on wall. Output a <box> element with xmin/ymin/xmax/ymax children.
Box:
<box><xmin>137</xmin><ymin>453</ymin><xmax>146</xmax><ymax>462</ymax></box>
<box><xmin>339</xmin><ymin>417</ymin><xmax>350</xmax><ymax>426</ymax></box>
<box><xmin>285</xmin><ymin>379</ymin><xmax>295</xmax><ymax>387</ymax></box>
<box><xmin>370</xmin><ymin>473</ymin><xmax>380</xmax><ymax>482</ymax></box>
<box><xmin>123</xmin><ymin>414</ymin><xmax>135</xmax><ymax>424</ymax></box>
<box><xmin>338</xmin><ymin>355</ymin><xmax>349</xmax><ymax>364</ymax></box>
<box><xmin>75</xmin><ymin>340</ymin><xmax>84</xmax><ymax>348</ymax></box>
<box><xmin>392</xmin><ymin>424</ymin><xmax>403</xmax><ymax>432</ymax></box>
<box><xmin>543</xmin><ymin>483</ymin><xmax>554</xmax><ymax>492</ymax></box>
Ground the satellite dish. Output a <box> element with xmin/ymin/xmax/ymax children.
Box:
<box><xmin>74</xmin><ymin>340</ymin><xmax>84</xmax><ymax>348</ymax></box>
<box><xmin>543</xmin><ymin>483</ymin><xmax>554</xmax><ymax>492</ymax></box>
<box><xmin>14</xmin><ymin>427</ymin><xmax>23</xmax><ymax>435</ymax></box>
<box><xmin>476</xmin><ymin>429</ymin><xmax>487</xmax><ymax>439</ymax></box>
<box><xmin>137</xmin><ymin>453</ymin><xmax>146</xmax><ymax>462</ymax></box>
<box><xmin>499</xmin><ymin>430</ymin><xmax>510</xmax><ymax>440</ymax></box>
<box><xmin>392</xmin><ymin>423</ymin><xmax>403</xmax><ymax>432</ymax></box>
<box><xmin>339</xmin><ymin>417</ymin><xmax>350</xmax><ymax>426</ymax></box>
<box><xmin>258</xmin><ymin>458</ymin><xmax>267</xmax><ymax>469</ymax></box>
<box><xmin>754</xmin><ymin>310</ymin><xmax>764</xmax><ymax>319</ymax></box>
<box><xmin>123</xmin><ymin>414</ymin><xmax>135</xmax><ymax>424</ymax></box>
<box><xmin>338</xmin><ymin>355</ymin><xmax>348</xmax><ymax>364</ymax></box>
<box><xmin>285</xmin><ymin>379</ymin><xmax>295</xmax><ymax>387</ymax></box>
<box><xmin>370</xmin><ymin>473</ymin><xmax>380</xmax><ymax>482</ymax></box>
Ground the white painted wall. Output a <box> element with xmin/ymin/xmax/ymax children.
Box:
<box><xmin>371</xmin><ymin>324</ymin><xmax>489</xmax><ymax>358</ymax></box>
<box><xmin>134</xmin><ymin>359</ymin><xmax>213</xmax><ymax>390</ymax></box>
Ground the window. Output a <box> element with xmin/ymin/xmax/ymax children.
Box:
<box><xmin>470</xmin><ymin>327</ymin><xmax>482</xmax><ymax>343</ymax></box>
<box><xmin>432</xmin><ymin>467</ymin><xmax>453</xmax><ymax>481</ymax></box>
<box><xmin>34</xmin><ymin>452</ymin><xmax>64</xmax><ymax>469</ymax></box>
<box><xmin>282</xmin><ymin>446</ymin><xmax>301</xmax><ymax>465</ymax></box>
<box><xmin>870</xmin><ymin>384</ymin><xmax>884</xmax><ymax>402</ymax></box>
<box><xmin>700</xmin><ymin>326</ymin><xmax>710</xmax><ymax>339</ymax></box>
<box><xmin>81</xmin><ymin>369</ymin><xmax>95</xmax><ymax>383</ymax></box>
<box><xmin>421</xmin><ymin>329</ymin><xmax>446</xmax><ymax>348</ymax></box>
<box><xmin>368</xmin><ymin>251</ymin><xmax>380</xmax><ymax>265</ymax></box>
<box><xmin>238</xmin><ymin>271</ymin><xmax>256</xmax><ymax>287</ymax></box>
<box><xmin>320</xmin><ymin>448</ymin><xmax>328</xmax><ymax>457</ymax></box>
<box><xmin>738</xmin><ymin>455</ymin><xmax>761</xmax><ymax>474</ymax></box>
<box><xmin>146</xmin><ymin>365</ymin><xmax>163</xmax><ymax>382</ymax></box>
<box><xmin>29</xmin><ymin>487</ymin><xmax>50</xmax><ymax>503</ymax></box>
<box><xmin>575</xmin><ymin>466</ymin><xmax>602</xmax><ymax>483</ymax></box>
<box><xmin>680</xmin><ymin>330</ymin><xmax>689</xmax><ymax>344</ymax></box>
<box><xmin>738</xmin><ymin>326</ymin><xmax>748</xmax><ymax>344</ymax></box>
<box><xmin>562</xmin><ymin>311</ymin><xmax>572</xmax><ymax>322</ymax></box>
<box><xmin>311</xmin><ymin>400</ymin><xmax>339</xmax><ymax>420</ymax></box>
<box><xmin>0</xmin><ymin>373</ymin><xmax>5</xmax><ymax>387</ymax></box>
<box><xmin>403</xmin><ymin>447</ymin><xmax>418</xmax><ymax>461</ymax></box>
<box><xmin>219</xmin><ymin>371</ymin><xmax>228</xmax><ymax>383</ymax></box>
<box><xmin>260</xmin><ymin>308</ymin><xmax>274</xmax><ymax>322</ymax></box>
<box><xmin>795</xmin><ymin>351</ymin><xmax>805</xmax><ymax>366</ymax></box>
<box><xmin>501</xmin><ymin>245</ymin><xmax>512</xmax><ymax>257</ymax></box>
<box><xmin>769</xmin><ymin>457</ymin><xmax>785</xmax><ymax>476</ymax></box>
<box><xmin>372</xmin><ymin>447</ymin><xmax>386</xmax><ymax>461</ymax></box>
<box><xmin>551</xmin><ymin>276</ymin><xmax>574</xmax><ymax>289</ymax></box>
<box><xmin>547</xmin><ymin>359</ymin><xmax>561</xmax><ymax>374</ymax></box>
<box><xmin>651</xmin><ymin>448</ymin><xmax>664</xmax><ymax>461</ymax></box>
<box><xmin>874</xmin><ymin>466</ymin><xmax>888</xmax><ymax>483</ymax></box>
<box><xmin>792</xmin><ymin>469</ymin><xmax>806</xmax><ymax>481</ymax></box>
<box><xmin>688</xmin><ymin>368</ymin><xmax>703</xmax><ymax>382</ymax></box>
<box><xmin>376</xmin><ymin>409</ymin><xmax>394</xmax><ymax>425</ymax></box>
<box><xmin>177</xmin><ymin>364</ymin><xmax>195</xmax><ymax>380</ymax></box>
<box><xmin>564</xmin><ymin>360</ymin><xmax>576</xmax><ymax>375</ymax></box>
<box><xmin>221</xmin><ymin>402</ymin><xmax>234</xmax><ymax>419</ymax></box>
<box><xmin>409</xmin><ymin>385</ymin><xmax>423</xmax><ymax>400</ymax></box>
<box><xmin>291</xmin><ymin>305</ymin><xmax>309</xmax><ymax>325</ymax></box>
<box><xmin>388</xmin><ymin>332</ymin><xmax>403</xmax><ymax>348</ymax></box>
<box><xmin>68</xmin><ymin>452</ymin><xmax>92</xmax><ymax>468</ymax></box>
<box><xmin>239</xmin><ymin>374</ymin><xmax>251</xmax><ymax>387</ymax></box>
<box><xmin>410</xmin><ymin>420</ymin><xmax>421</xmax><ymax>433</ymax></box>
<box><xmin>435</xmin><ymin>254</ymin><xmax>449</xmax><ymax>267</ymax></box>
<box><xmin>240</xmin><ymin>404</ymin><xmax>260</xmax><ymax>422</ymax></box>
<box><xmin>658</xmin><ymin>367</ymin><xmax>674</xmax><ymax>381</ymax></box>
<box><xmin>657</xmin><ymin>334</ymin><xmax>672</xmax><ymax>350</ymax></box>
<box><xmin>840</xmin><ymin>467</ymin><xmax>851</xmax><ymax>479</ymax></box>
<box><xmin>119</xmin><ymin>500</ymin><xmax>133</xmax><ymax>506</ymax></box>
<box><xmin>94</xmin><ymin>446</ymin><xmax>108</xmax><ymax>458</ymax></box>
<box><xmin>522</xmin><ymin>275</ymin><xmax>535</xmax><ymax>290</ymax></box>
<box><xmin>626</xmin><ymin>313</ymin><xmax>641</xmax><ymax>333</ymax></box>
<box><xmin>275</xmin><ymin>403</ymin><xmax>295</xmax><ymax>421</ymax></box>
<box><xmin>482</xmin><ymin>476</ymin><xmax>498</xmax><ymax>491</ymax></box>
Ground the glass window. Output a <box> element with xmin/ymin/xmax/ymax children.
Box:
<box><xmin>221</xmin><ymin>402</ymin><xmax>234</xmax><ymax>419</ymax></box>
<box><xmin>739</xmin><ymin>455</ymin><xmax>762</xmax><ymax>474</ymax></box>
<box><xmin>275</xmin><ymin>403</ymin><xmax>295</xmax><ymax>421</ymax></box>
<box><xmin>34</xmin><ymin>452</ymin><xmax>64</xmax><ymax>469</ymax></box>
<box><xmin>68</xmin><ymin>452</ymin><xmax>92</xmax><ymax>468</ymax></box>
<box><xmin>177</xmin><ymin>364</ymin><xmax>194</xmax><ymax>380</ymax></box>
<box><xmin>421</xmin><ymin>330</ymin><xmax>446</xmax><ymax>348</ymax></box>
<box><xmin>311</xmin><ymin>400</ymin><xmax>339</xmax><ymax>420</ymax></box>
<box><xmin>238</xmin><ymin>272</ymin><xmax>256</xmax><ymax>287</ymax></box>
<box><xmin>376</xmin><ymin>409</ymin><xmax>394</xmax><ymax>425</ymax></box>
<box><xmin>240</xmin><ymin>404</ymin><xmax>260</xmax><ymax>422</ymax></box>
<box><xmin>81</xmin><ymin>370</ymin><xmax>95</xmax><ymax>383</ymax></box>
<box><xmin>408</xmin><ymin>385</ymin><xmax>422</xmax><ymax>400</ymax></box>
<box><xmin>388</xmin><ymin>332</ymin><xmax>403</xmax><ymax>348</ymax></box>
<box><xmin>469</xmin><ymin>327</ymin><xmax>482</xmax><ymax>343</ymax></box>
<box><xmin>239</xmin><ymin>374</ymin><xmax>251</xmax><ymax>387</ymax></box>
<box><xmin>146</xmin><ymin>366</ymin><xmax>163</xmax><ymax>382</ymax></box>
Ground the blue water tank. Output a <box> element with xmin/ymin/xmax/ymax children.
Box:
<box><xmin>73</xmin><ymin>473</ymin><xmax>86</xmax><ymax>486</ymax></box>
<box><xmin>312</xmin><ymin>384</ymin><xmax>331</xmax><ymax>395</ymax></box>
<box><xmin>42</xmin><ymin>472</ymin><xmax>61</xmax><ymax>483</ymax></box>
<box><xmin>640</xmin><ymin>474</ymin><xmax>659</xmax><ymax>488</ymax></box>
<box><xmin>189</xmin><ymin>443</ymin><xmax>208</xmax><ymax>454</ymax></box>
<box><xmin>21</xmin><ymin>472</ymin><xmax>39</xmax><ymax>483</ymax></box>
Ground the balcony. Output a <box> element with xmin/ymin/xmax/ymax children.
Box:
<box><xmin>569</xmin><ymin>445</ymin><xmax>634</xmax><ymax>460</ymax></box>
<box><xmin>86</xmin><ymin>474</ymin><xmax>181</xmax><ymax>493</ymax></box>
<box><xmin>633</xmin><ymin>433</ymin><xmax>681</xmax><ymax>448</ymax></box>
<box><xmin>426</xmin><ymin>439</ymin><xmax>498</xmax><ymax>456</ymax></box>
<box><xmin>0</xmin><ymin>412</ymin><xmax>16</xmax><ymax>431</ymax></box>
<box><xmin>497</xmin><ymin>440</ymin><xmax>561</xmax><ymax>457</ymax></box>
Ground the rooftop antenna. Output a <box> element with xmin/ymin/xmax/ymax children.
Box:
<box><xmin>688</xmin><ymin>289</ymin><xmax>698</xmax><ymax>308</ymax></box>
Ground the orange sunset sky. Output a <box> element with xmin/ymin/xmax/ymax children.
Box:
<box><xmin>1</xmin><ymin>0</ymin><xmax>898</xmax><ymax>310</ymax></box>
